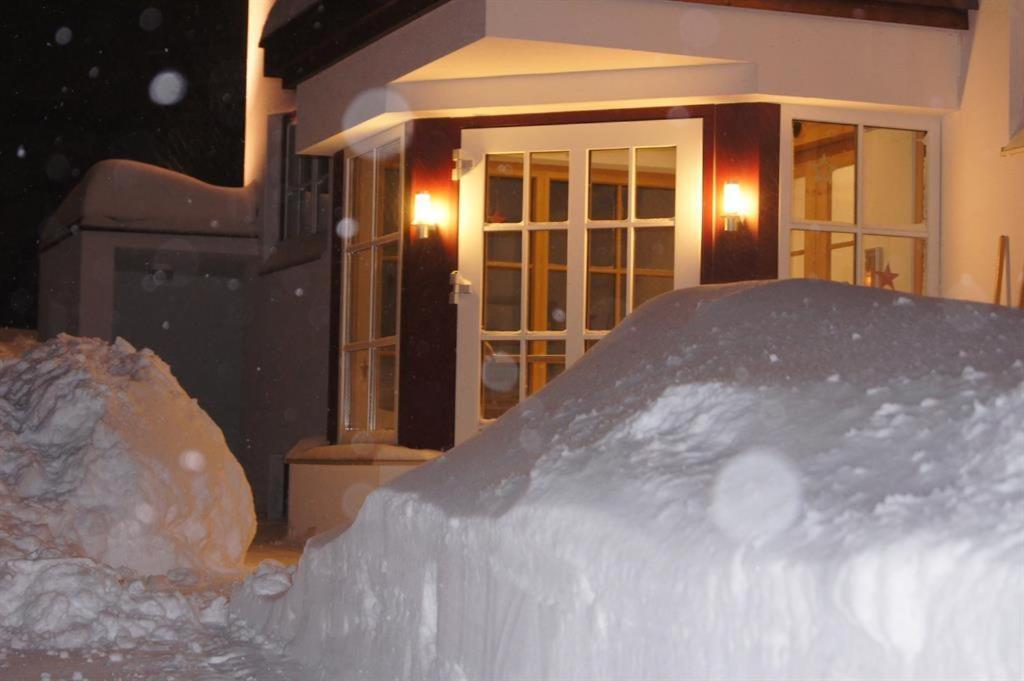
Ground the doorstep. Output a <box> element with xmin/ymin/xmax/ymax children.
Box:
<box><xmin>285</xmin><ymin>438</ymin><xmax>442</xmax><ymax>541</ymax></box>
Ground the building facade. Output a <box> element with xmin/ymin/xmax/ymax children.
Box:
<box><xmin>41</xmin><ymin>0</ymin><xmax>1024</xmax><ymax>534</ymax></box>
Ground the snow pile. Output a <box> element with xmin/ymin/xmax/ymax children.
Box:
<box><xmin>236</xmin><ymin>280</ymin><xmax>1024</xmax><ymax>681</ymax></box>
<box><xmin>0</xmin><ymin>334</ymin><xmax>256</xmax><ymax>648</ymax></box>
<box><xmin>0</xmin><ymin>328</ymin><xmax>37</xmax><ymax>360</ymax></box>
<box><xmin>0</xmin><ymin>334</ymin><xmax>256</xmax><ymax>575</ymax></box>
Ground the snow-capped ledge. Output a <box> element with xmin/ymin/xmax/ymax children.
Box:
<box><xmin>42</xmin><ymin>159</ymin><xmax>259</xmax><ymax>247</ymax></box>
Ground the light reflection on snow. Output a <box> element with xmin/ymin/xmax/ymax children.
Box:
<box><xmin>54</xmin><ymin>27</ymin><xmax>73</xmax><ymax>46</ymax></box>
<box><xmin>342</xmin><ymin>88</ymin><xmax>409</xmax><ymax>136</ymax></box>
<box><xmin>481</xmin><ymin>352</ymin><xmax>518</xmax><ymax>393</ymax></box>
<box><xmin>149</xmin><ymin>70</ymin><xmax>188</xmax><ymax>106</ymax></box>
<box><xmin>178</xmin><ymin>449</ymin><xmax>206</xmax><ymax>473</ymax></box>
<box><xmin>711</xmin><ymin>448</ymin><xmax>802</xmax><ymax>543</ymax></box>
<box><xmin>335</xmin><ymin>218</ymin><xmax>359</xmax><ymax>239</ymax></box>
<box><xmin>139</xmin><ymin>7</ymin><xmax>163</xmax><ymax>31</ymax></box>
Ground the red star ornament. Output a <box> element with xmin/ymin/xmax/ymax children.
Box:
<box><xmin>875</xmin><ymin>264</ymin><xmax>899</xmax><ymax>290</ymax></box>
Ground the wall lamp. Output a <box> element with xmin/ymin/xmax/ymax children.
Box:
<box><xmin>412</xmin><ymin>191</ymin><xmax>440</xmax><ymax>239</ymax></box>
<box><xmin>721</xmin><ymin>181</ymin><xmax>745</xmax><ymax>232</ymax></box>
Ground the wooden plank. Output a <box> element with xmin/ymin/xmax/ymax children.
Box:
<box><xmin>672</xmin><ymin>0</ymin><xmax>970</xmax><ymax>30</ymax></box>
<box><xmin>995</xmin><ymin>234</ymin><xmax>1010</xmax><ymax>305</ymax></box>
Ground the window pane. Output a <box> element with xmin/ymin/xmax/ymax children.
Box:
<box><xmin>589</xmin><ymin>149</ymin><xmax>629</xmax><ymax>221</ymax></box>
<box><xmin>634</xmin><ymin>226</ymin><xmax>674</xmax><ymax>308</ymax></box>
<box><xmin>635</xmin><ymin>147</ymin><xmax>675</xmax><ymax>219</ymax></box>
<box><xmin>587</xmin><ymin>228</ymin><xmax>627</xmax><ymax>330</ymax></box>
<box><xmin>348</xmin><ymin>249</ymin><xmax>372</xmax><ymax>342</ymax></box>
<box><xmin>484</xmin><ymin>231</ymin><xmax>522</xmax><ymax>331</ymax></box>
<box><xmin>377</xmin><ymin>142</ymin><xmax>402</xmax><ymax>236</ymax></box>
<box><xmin>789</xmin><ymin>229</ymin><xmax>856</xmax><ymax>285</ymax></box>
<box><xmin>374</xmin><ymin>346</ymin><xmax>397</xmax><ymax>430</ymax></box>
<box><xmin>316</xmin><ymin>174</ymin><xmax>331</xmax><ymax>235</ymax></box>
<box><xmin>862</xmin><ymin>234</ymin><xmax>927</xmax><ymax>295</ymax></box>
<box><xmin>863</xmin><ymin>127</ymin><xmax>927</xmax><ymax>230</ymax></box>
<box><xmin>375</xmin><ymin>241</ymin><xmax>399</xmax><ymax>339</ymax></box>
<box><xmin>285</xmin><ymin>124</ymin><xmax>300</xmax><ymax>192</ymax></box>
<box><xmin>300</xmin><ymin>162</ymin><xmax>315</xmax><ymax>236</ymax></box>
<box><xmin>283</xmin><ymin>191</ymin><xmax>299</xmax><ymax>240</ymax></box>
<box><xmin>792</xmin><ymin>121</ymin><xmax>856</xmax><ymax>223</ymax></box>
<box><xmin>481</xmin><ymin>340</ymin><xmax>520</xmax><ymax>420</ymax></box>
<box><xmin>486</xmin><ymin>154</ymin><xmax>523</xmax><ymax>223</ymax></box>
<box><xmin>527</xmin><ymin>340</ymin><xmax>565</xmax><ymax>396</ymax></box>
<box><xmin>528</xmin><ymin>230</ymin><xmax>567</xmax><ymax>332</ymax></box>
<box><xmin>584</xmin><ymin>339</ymin><xmax>600</xmax><ymax>352</ymax></box>
<box><xmin>350</xmin><ymin>152</ymin><xmax>374</xmax><ymax>245</ymax></box>
<box><xmin>530</xmin><ymin>151</ymin><xmax>569</xmax><ymax>222</ymax></box>
<box><xmin>346</xmin><ymin>349</ymin><xmax>369</xmax><ymax>431</ymax></box>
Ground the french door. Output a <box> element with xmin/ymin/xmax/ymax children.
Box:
<box><xmin>454</xmin><ymin>119</ymin><xmax>703</xmax><ymax>443</ymax></box>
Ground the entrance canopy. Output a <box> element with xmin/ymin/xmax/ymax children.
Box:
<box><xmin>263</xmin><ymin>0</ymin><xmax>970</xmax><ymax>154</ymax></box>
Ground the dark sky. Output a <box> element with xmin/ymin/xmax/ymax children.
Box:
<box><xmin>1</xmin><ymin>0</ymin><xmax>248</xmax><ymax>329</ymax></box>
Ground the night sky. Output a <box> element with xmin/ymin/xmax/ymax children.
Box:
<box><xmin>1</xmin><ymin>0</ymin><xmax>248</xmax><ymax>329</ymax></box>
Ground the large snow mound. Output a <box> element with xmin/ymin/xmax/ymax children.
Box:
<box><xmin>0</xmin><ymin>334</ymin><xmax>256</xmax><ymax>576</ymax></box>
<box><xmin>235</xmin><ymin>280</ymin><xmax>1024</xmax><ymax>681</ymax></box>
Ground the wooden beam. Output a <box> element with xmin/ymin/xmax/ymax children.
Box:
<box><xmin>672</xmin><ymin>0</ymin><xmax>971</xmax><ymax>30</ymax></box>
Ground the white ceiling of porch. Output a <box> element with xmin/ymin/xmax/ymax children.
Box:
<box><xmin>394</xmin><ymin>37</ymin><xmax>734</xmax><ymax>83</ymax></box>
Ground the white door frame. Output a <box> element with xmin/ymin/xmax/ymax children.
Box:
<box><xmin>454</xmin><ymin>119</ymin><xmax>703</xmax><ymax>444</ymax></box>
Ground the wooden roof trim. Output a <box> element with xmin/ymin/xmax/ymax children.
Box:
<box><xmin>261</xmin><ymin>0</ymin><xmax>454</xmax><ymax>88</ymax></box>
<box><xmin>674</xmin><ymin>0</ymin><xmax>973</xmax><ymax>30</ymax></box>
<box><xmin>262</xmin><ymin>0</ymin><xmax>973</xmax><ymax>88</ymax></box>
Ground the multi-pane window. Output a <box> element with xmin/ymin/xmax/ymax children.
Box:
<box><xmin>787</xmin><ymin>119</ymin><xmax>932</xmax><ymax>295</ymax></box>
<box><xmin>342</xmin><ymin>139</ymin><xmax>401</xmax><ymax>438</ymax></box>
<box><xmin>282</xmin><ymin>119</ymin><xmax>331</xmax><ymax>240</ymax></box>
<box><xmin>480</xmin><ymin>145</ymin><xmax>677</xmax><ymax>421</ymax></box>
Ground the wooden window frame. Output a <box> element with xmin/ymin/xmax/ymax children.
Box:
<box><xmin>778</xmin><ymin>105</ymin><xmax>941</xmax><ymax>296</ymax></box>
<box><xmin>338</xmin><ymin>127</ymin><xmax>405</xmax><ymax>444</ymax></box>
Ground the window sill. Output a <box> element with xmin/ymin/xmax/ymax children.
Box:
<box><xmin>259</xmin><ymin>232</ymin><xmax>327</xmax><ymax>275</ymax></box>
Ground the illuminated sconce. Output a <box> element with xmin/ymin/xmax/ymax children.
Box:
<box><xmin>412</xmin><ymin>191</ymin><xmax>439</xmax><ymax>239</ymax></box>
<box><xmin>721</xmin><ymin>181</ymin><xmax>744</xmax><ymax>232</ymax></box>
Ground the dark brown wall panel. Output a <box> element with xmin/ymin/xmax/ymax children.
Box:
<box><xmin>397</xmin><ymin>119</ymin><xmax>461</xmax><ymax>451</ymax></box>
<box><xmin>708</xmin><ymin>103</ymin><xmax>781</xmax><ymax>283</ymax></box>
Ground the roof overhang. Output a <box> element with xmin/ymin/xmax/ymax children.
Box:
<box><xmin>281</xmin><ymin>0</ymin><xmax>968</xmax><ymax>154</ymax></box>
<box><xmin>262</xmin><ymin>0</ymin><xmax>974</xmax><ymax>88</ymax></box>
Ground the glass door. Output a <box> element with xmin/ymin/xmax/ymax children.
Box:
<box><xmin>455</xmin><ymin>119</ymin><xmax>703</xmax><ymax>444</ymax></box>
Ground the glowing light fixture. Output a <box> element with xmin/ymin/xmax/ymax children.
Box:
<box><xmin>722</xmin><ymin>181</ymin><xmax>744</xmax><ymax>232</ymax></box>
<box><xmin>412</xmin><ymin>191</ymin><xmax>439</xmax><ymax>238</ymax></box>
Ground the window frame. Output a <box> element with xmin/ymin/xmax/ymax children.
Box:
<box><xmin>778</xmin><ymin>105</ymin><xmax>942</xmax><ymax>296</ymax></box>
<box><xmin>280</xmin><ymin>116</ymin><xmax>331</xmax><ymax>242</ymax></box>
<box><xmin>259</xmin><ymin>112</ymin><xmax>330</xmax><ymax>273</ymax></box>
<box><xmin>338</xmin><ymin>127</ymin><xmax>405</xmax><ymax>444</ymax></box>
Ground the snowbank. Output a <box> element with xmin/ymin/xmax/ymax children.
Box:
<box><xmin>0</xmin><ymin>334</ymin><xmax>255</xmax><ymax>576</ymax></box>
<box><xmin>0</xmin><ymin>328</ymin><xmax>37</xmax><ymax>360</ymax></box>
<box><xmin>41</xmin><ymin>159</ymin><xmax>257</xmax><ymax>246</ymax></box>
<box><xmin>235</xmin><ymin>280</ymin><xmax>1024</xmax><ymax>681</ymax></box>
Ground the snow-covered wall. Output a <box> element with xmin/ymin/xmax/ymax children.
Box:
<box><xmin>942</xmin><ymin>0</ymin><xmax>1024</xmax><ymax>303</ymax></box>
<box><xmin>43</xmin><ymin>160</ymin><xmax>258</xmax><ymax>246</ymax></box>
<box><xmin>37</xmin><ymin>234</ymin><xmax>81</xmax><ymax>339</ymax></box>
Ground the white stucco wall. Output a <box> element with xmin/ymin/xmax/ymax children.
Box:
<box><xmin>942</xmin><ymin>0</ymin><xmax>1024</xmax><ymax>304</ymax></box>
<box><xmin>245</xmin><ymin>0</ymin><xmax>296</xmax><ymax>187</ymax></box>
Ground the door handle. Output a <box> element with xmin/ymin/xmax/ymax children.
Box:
<box><xmin>449</xmin><ymin>270</ymin><xmax>472</xmax><ymax>304</ymax></box>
